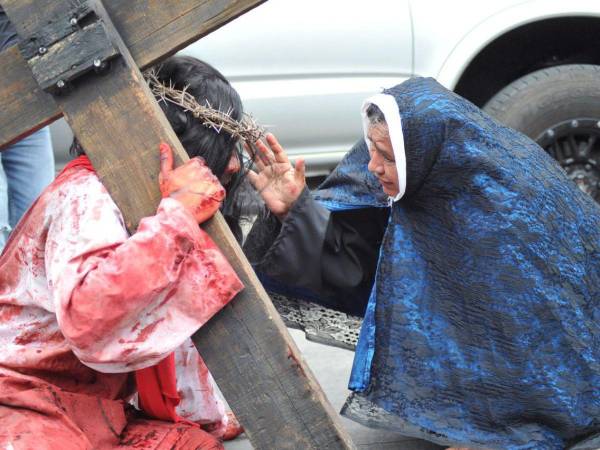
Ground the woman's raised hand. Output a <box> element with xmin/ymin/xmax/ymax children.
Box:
<box><xmin>246</xmin><ymin>133</ymin><xmax>306</xmax><ymax>219</ymax></box>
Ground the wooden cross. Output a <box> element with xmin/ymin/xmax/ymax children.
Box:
<box><xmin>0</xmin><ymin>1</ymin><xmax>355</xmax><ymax>448</ymax></box>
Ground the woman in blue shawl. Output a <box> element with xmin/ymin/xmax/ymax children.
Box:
<box><xmin>245</xmin><ymin>78</ymin><xmax>600</xmax><ymax>450</ymax></box>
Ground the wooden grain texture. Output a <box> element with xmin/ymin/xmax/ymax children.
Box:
<box><xmin>0</xmin><ymin>0</ymin><xmax>264</xmax><ymax>150</ymax></box>
<box><xmin>197</xmin><ymin>214</ymin><xmax>357</xmax><ymax>449</ymax></box>
<box><xmin>27</xmin><ymin>22</ymin><xmax>120</xmax><ymax>93</ymax></box>
<box><xmin>0</xmin><ymin>45</ymin><xmax>61</xmax><ymax>149</ymax></box>
<box><xmin>0</xmin><ymin>1</ymin><xmax>357</xmax><ymax>448</ymax></box>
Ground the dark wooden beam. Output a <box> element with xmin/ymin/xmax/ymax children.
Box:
<box><xmin>0</xmin><ymin>0</ymin><xmax>264</xmax><ymax>149</ymax></box>
<box><xmin>196</xmin><ymin>216</ymin><xmax>356</xmax><ymax>448</ymax></box>
<box><xmin>0</xmin><ymin>45</ymin><xmax>61</xmax><ymax>149</ymax></box>
<box><xmin>0</xmin><ymin>1</ymin><xmax>356</xmax><ymax>448</ymax></box>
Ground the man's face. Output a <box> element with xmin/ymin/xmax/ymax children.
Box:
<box><xmin>220</xmin><ymin>152</ymin><xmax>241</xmax><ymax>186</ymax></box>
<box><xmin>366</xmin><ymin>123</ymin><xmax>399</xmax><ymax>197</ymax></box>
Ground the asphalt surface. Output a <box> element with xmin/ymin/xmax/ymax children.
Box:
<box><xmin>224</xmin><ymin>329</ymin><xmax>443</xmax><ymax>450</ymax></box>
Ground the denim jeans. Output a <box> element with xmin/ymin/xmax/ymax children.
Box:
<box><xmin>0</xmin><ymin>162</ymin><xmax>8</xmax><ymax>250</ymax></box>
<box><xmin>0</xmin><ymin>127</ymin><xmax>54</xmax><ymax>251</ymax></box>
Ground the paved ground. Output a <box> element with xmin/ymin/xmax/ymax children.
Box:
<box><xmin>224</xmin><ymin>329</ymin><xmax>443</xmax><ymax>450</ymax></box>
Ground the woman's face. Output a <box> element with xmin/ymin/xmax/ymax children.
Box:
<box><xmin>366</xmin><ymin>123</ymin><xmax>399</xmax><ymax>197</ymax></box>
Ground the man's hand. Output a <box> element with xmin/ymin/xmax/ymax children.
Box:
<box><xmin>158</xmin><ymin>143</ymin><xmax>225</xmax><ymax>224</ymax></box>
<box><xmin>246</xmin><ymin>133</ymin><xmax>306</xmax><ymax>219</ymax></box>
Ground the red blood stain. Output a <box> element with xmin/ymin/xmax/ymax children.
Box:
<box><xmin>12</xmin><ymin>320</ymin><xmax>52</xmax><ymax>345</ymax></box>
<box><xmin>70</xmin><ymin>197</ymin><xmax>81</xmax><ymax>235</ymax></box>
<box><xmin>121</xmin><ymin>348</ymin><xmax>136</xmax><ymax>358</ymax></box>
<box><xmin>135</xmin><ymin>319</ymin><xmax>164</xmax><ymax>343</ymax></box>
<box><xmin>120</xmin><ymin>429</ymin><xmax>160</xmax><ymax>448</ymax></box>
<box><xmin>123</xmin><ymin>318</ymin><xmax>165</xmax><ymax>344</ymax></box>
<box><xmin>14</xmin><ymin>329</ymin><xmax>43</xmax><ymax>345</ymax></box>
<box><xmin>0</xmin><ymin>305</ymin><xmax>24</xmax><ymax>321</ymax></box>
<box><xmin>156</xmin><ymin>288</ymin><xmax>177</xmax><ymax>310</ymax></box>
<box><xmin>46</xmin><ymin>330</ymin><xmax>65</xmax><ymax>343</ymax></box>
<box><xmin>287</xmin><ymin>345</ymin><xmax>306</xmax><ymax>378</ymax></box>
<box><xmin>0</xmin><ymin>248</ymin><xmax>22</xmax><ymax>288</ymax></box>
<box><xmin>30</xmin><ymin>228</ymin><xmax>49</xmax><ymax>276</ymax></box>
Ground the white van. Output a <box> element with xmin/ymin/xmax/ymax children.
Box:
<box><xmin>53</xmin><ymin>0</ymin><xmax>600</xmax><ymax>200</ymax></box>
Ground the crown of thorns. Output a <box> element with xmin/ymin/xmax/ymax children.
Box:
<box><xmin>145</xmin><ymin>69</ymin><xmax>265</xmax><ymax>145</ymax></box>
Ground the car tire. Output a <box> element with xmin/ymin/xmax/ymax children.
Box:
<box><xmin>483</xmin><ymin>64</ymin><xmax>600</xmax><ymax>201</ymax></box>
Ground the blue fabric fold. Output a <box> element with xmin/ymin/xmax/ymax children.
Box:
<box><xmin>314</xmin><ymin>78</ymin><xmax>600</xmax><ymax>449</ymax></box>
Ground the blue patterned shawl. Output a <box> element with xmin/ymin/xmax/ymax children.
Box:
<box><xmin>314</xmin><ymin>78</ymin><xmax>600</xmax><ymax>449</ymax></box>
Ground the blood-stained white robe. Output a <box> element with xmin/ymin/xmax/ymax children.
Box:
<box><xmin>0</xmin><ymin>162</ymin><xmax>243</xmax><ymax>449</ymax></box>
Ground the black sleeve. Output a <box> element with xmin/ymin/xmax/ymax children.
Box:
<box><xmin>246</xmin><ymin>187</ymin><xmax>388</xmax><ymax>316</ymax></box>
<box><xmin>320</xmin><ymin>204</ymin><xmax>389</xmax><ymax>315</ymax></box>
<box><xmin>248</xmin><ymin>187</ymin><xmax>331</xmax><ymax>293</ymax></box>
<box><xmin>0</xmin><ymin>7</ymin><xmax>18</xmax><ymax>52</ymax></box>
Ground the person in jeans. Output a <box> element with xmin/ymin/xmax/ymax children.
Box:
<box><xmin>0</xmin><ymin>6</ymin><xmax>55</xmax><ymax>251</ymax></box>
<box><xmin>0</xmin><ymin>56</ymin><xmax>250</xmax><ymax>450</ymax></box>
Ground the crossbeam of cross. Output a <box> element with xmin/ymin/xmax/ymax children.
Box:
<box><xmin>0</xmin><ymin>1</ymin><xmax>355</xmax><ymax>448</ymax></box>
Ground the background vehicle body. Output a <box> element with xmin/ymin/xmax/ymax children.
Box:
<box><xmin>52</xmin><ymin>0</ymin><xmax>600</xmax><ymax>199</ymax></box>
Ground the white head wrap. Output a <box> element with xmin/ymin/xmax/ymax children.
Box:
<box><xmin>361</xmin><ymin>93</ymin><xmax>406</xmax><ymax>202</ymax></box>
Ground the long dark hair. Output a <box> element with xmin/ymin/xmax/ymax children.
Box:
<box><xmin>72</xmin><ymin>56</ymin><xmax>250</xmax><ymax>240</ymax></box>
<box><xmin>154</xmin><ymin>56</ymin><xmax>251</xmax><ymax>240</ymax></box>
<box><xmin>153</xmin><ymin>56</ymin><xmax>243</xmax><ymax>182</ymax></box>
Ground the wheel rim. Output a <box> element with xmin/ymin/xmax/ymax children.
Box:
<box><xmin>536</xmin><ymin>118</ymin><xmax>600</xmax><ymax>202</ymax></box>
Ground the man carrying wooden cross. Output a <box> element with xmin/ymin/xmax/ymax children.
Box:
<box><xmin>0</xmin><ymin>55</ymin><xmax>258</xmax><ymax>450</ymax></box>
<box><xmin>0</xmin><ymin>1</ymin><xmax>356</xmax><ymax>449</ymax></box>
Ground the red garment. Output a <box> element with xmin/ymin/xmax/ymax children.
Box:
<box><xmin>65</xmin><ymin>156</ymin><xmax>185</xmax><ymax>424</ymax></box>
<box><xmin>135</xmin><ymin>353</ymin><xmax>181</xmax><ymax>422</ymax></box>
<box><xmin>0</xmin><ymin>373</ymin><xmax>222</xmax><ymax>450</ymax></box>
<box><xmin>58</xmin><ymin>154</ymin><xmax>95</xmax><ymax>174</ymax></box>
<box><xmin>0</xmin><ymin>159</ymin><xmax>243</xmax><ymax>449</ymax></box>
